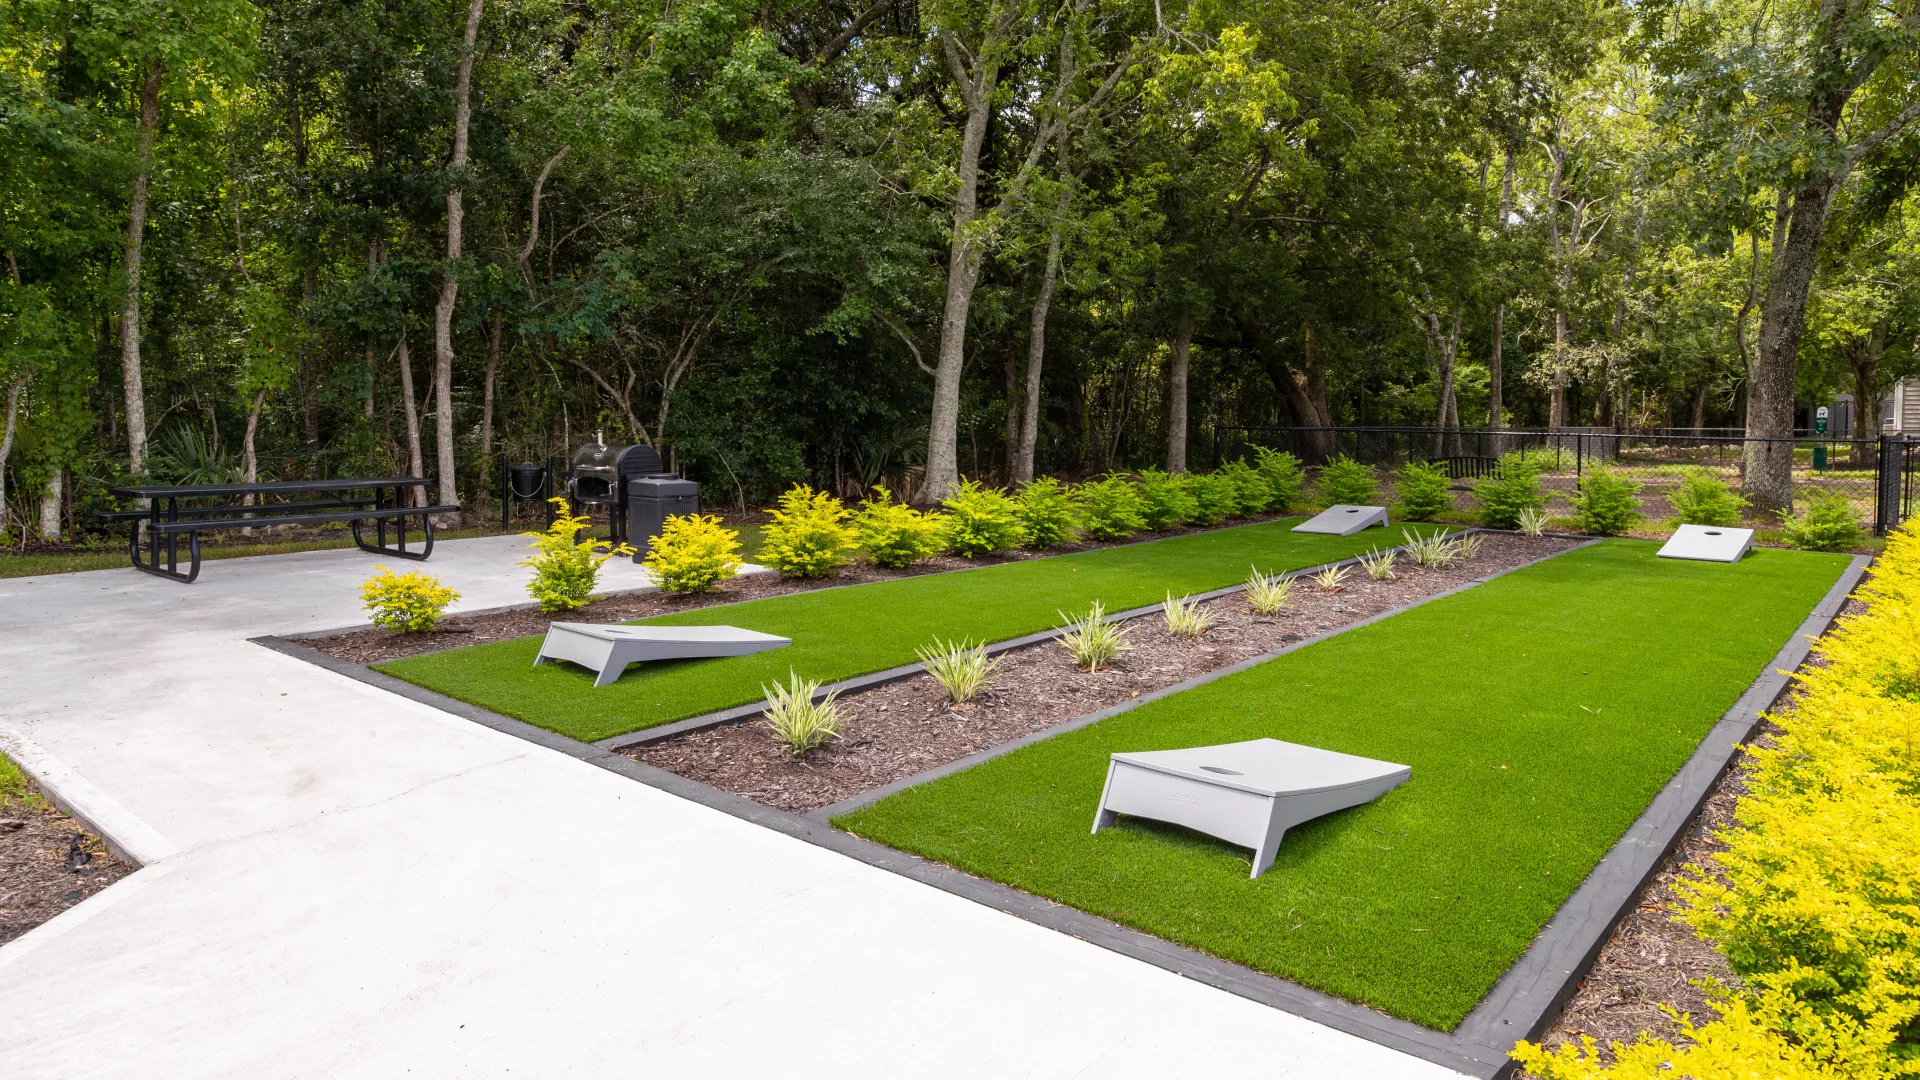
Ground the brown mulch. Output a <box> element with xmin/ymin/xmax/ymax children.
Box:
<box><xmin>1524</xmin><ymin>596</ymin><xmax>1868</xmax><ymax>1069</ymax></box>
<box><xmin>301</xmin><ymin>511</ymin><xmax>1308</xmax><ymax>665</ymax></box>
<box><xmin>626</xmin><ymin>534</ymin><xmax>1578</xmax><ymax>814</ymax></box>
<box><xmin>0</xmin><ymin>784</ymin><xmax>133</xmax><ymax>947</ymax></box>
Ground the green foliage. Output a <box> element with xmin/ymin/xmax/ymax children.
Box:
<box><xmin>1252</xmin><ymin>448</ymin><xmax>1306</xmax><ymax>511</ymax></box>
<box><xmin>1359</xmin><ymin>547</ymin><xmax>1396</xmax><ymax>580</ymax></box>
<box><xmin>1243</xmin><ymin>568</ymin><xmax>1294</xmax><ymax>615</ymax></box>
<box><xmin>1394</xmin><ymin>461</ymin><xmax>1454</xmax><ymax>521</ymax></box>
<box><xmin>1570</xmin><ymin>468</ymin><xmax>1642</xmax><ymax>536</ymax></box>
<box><xmin>1217</xmin><ymin>460</ymin><xmax>1273</xmax><ymax>515</ymax></box>
<box><xmin>360</xmin><ymin>565</ymin><xmax>460</xmax><ymax>632</ymax></box>
<box><xmin>1667</xmin><ymin>470</ymin><xmax>1749</xmax><ymax>527</ymax></box>
<box><xmin>852</xmin><ymin>486</ymin><xmax>947</xmax><ymax>568</ymax></box>
<box><xmin>1057</xmin><ymin>600</ymin><xmax>1130</xmax><ymax>671</ymax></box>
<box><xmin>1162</xmin><ymin>592</ymin><xmax>1215</xmax><ymax>638</ymax></box>
<box><xmin>642</xmin><ymin>513</ymin><xmax>743</xmax><ymax>593</ymax></box>
<box><xmin>1014</xmin><ymin>477</ymin><xmax>1083</xmax><ymax>549</ymax></box>
<box><xmin>940</xmin><ymin>479</ymin><xmax>1027</xmax><ymax>557</ymax></box>
<box><xmin>916</xmin><ymin>638</ymin><xmax>998</xmax><ymax>703</ymax></box>
<box><xmin>760</xmin><ymin>484</ymin><xmax>857</xmax><ymax>578</ymax></box>
<box><xmin>1315</xmin><ymin>456</ymin><xmax>1378</xmax><ymax>507</ymax></box>
<box><xmin>1401</xmin><ymin>529</ymin><xmax>1458</xmax><ymax>569</ymax></box>
<box><xmin>1135</xmin><ymin>468</ymin><xmax>1198</xmax><ymax>530</ymax></box>
<box><xmin>1476</xmin><ymin>454</ymin><xmax>1549</xmax><ymax>529</ymax></box>
<box><xmin>1079</xmin><ymin>474</ymin><xmax>1147</xmax><ymax>541</ymax></box>
<box><xmin>521</xmin><ymin>499</ymin><xmax>636</xmax><ymax>612</ymax></box>
<box><xmin>760</xmin><ymin>670</ymin><xmax>843</xmax><ymax>755</ymax></box>
<box><xmin>1778</xmin><ymin>491</ymin><xmax>1865</xmax><ymax>552</ymax></box>
<box><xmin>1518</xmin><ymin>508</ymin><xmax>1551</xmax><ymax>537</ymax></box>
<box><xmin>1186</xmin><ymin>472</ymin><xmax>1238</xmax><ymax>525</ymax></box>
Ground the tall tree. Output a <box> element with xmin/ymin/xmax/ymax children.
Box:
<box><xmin>431</xmin><ymin>0</ymin><xmax>485</xmax><ymax>514</ymax></box>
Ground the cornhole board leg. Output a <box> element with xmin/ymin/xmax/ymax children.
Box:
<box><xmin>533</xmin><ymin>627</ymin><xmax>629</xmax><ymax>686</ymax></box>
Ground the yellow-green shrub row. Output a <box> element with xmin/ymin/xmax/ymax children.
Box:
<box><xmin>1515</xmin><ymin>530</ymin><xmax>1920</xmax><ymax>1079</ymax></box>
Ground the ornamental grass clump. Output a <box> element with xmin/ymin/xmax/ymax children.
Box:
<box><xmin>1313</xmin><ymin>564</ymin><xmax>1350</xmax><ymax>591</ymax></box>
<box><xmin>1570</xmin><ymin>467</ymin><xmax>1641</xmax><ymax>536</ymax></box>
<box><xmin>1243</xmin><ymin>567</ymin><xmax>1294</xmax><ymax>615</ymax></box>
<box><xmin>1394</xmin><ymin>460</ymin><xmax>1454</xmax><ymax>521</ymax></box>
<box><xmin>360</xmin><ymin>566</ymin><xmax>460</xmax><ymax>632</ymax></box>
<box><xmin>916</xmin><ymin>638</ymin><xmax>998</xmax><ymax>703</ymax></box>
<box><xmin>1079</xmin><ymin>474</ymin><xmax>1147</xmax><ymax>541</ymax></box>
<box><xmin>1014</xmin><ymin>477</ymin><xmax>1082</xmax><ymax>549</ymax></box>
<box><xmin>1667</xmin><ymin>469</ymin><xmax>1748</xmax><ymax>527</ymax></box>
<box><xmin>1315</xmin><ymin>455</ymin><xmax>1378</xmax><ymax>507</ymax></box>
<box><xmin>1477</xmin><ymin>453</ymin><xmax>1548</xmax><ymax>529</ymax></box>
<box><xmin>1514</xmin><ymin>520</ymin><xmax>1920</xmax><ymax>1080</ymax></box>
<box><xmin>760</xmin><ymin>484</ymin><xmax>857</xmax><ymax>578</ymax></box>
<box><xmin>1186</xmin><ymin>471</ymin><xmax>1238</xmax><ymax>525</ymax></box>
<box><xmin>1402</xmin><ymin>528</ymin><xmax>1457</xmax><ymax>569</ymax></box>
<box><xmin>1162</xmin><ymin>592</ymin><xmax>1215</xmax><ymax>638</ymax></box>
<box><xmin>643</xmin><ymin>513</ymin><xmax>743</xmax><ymax>593</ymax></box>
<box><xmin>1135</xmin><ymin>468</ymin><xmax>1198</xmax><ymax>530</ymax></box>
<box><xmin>760</xmin><ymin>670</ymin><xmax>844</xmax><ymax>756</ymax></box>
<box><xmin>941</xmin><ymin>479</ymin><xmax>1027</xmax><ymax>556</ymax></box>
<box><xmin>1358</xmin><ymin>547</ymin><xmax>1396</xmax><ymax>581</ymax></box>
<box><xmin>1217</xmin><ymin>460</ymin><xmax>1274</xmax><ymax>515</ymax></box>
<box><xmin>1058</xmin><ymin>600</ymin><xmax>1130</xmax><ymax>671</ymax></box>
<box><xmin>1454</xmin><ymin>532</ymin><xmax>1484</xmax><ymax>560</ymax></box>
<box><xmin>852</xmin><ymin>486</ymin><xmax>947</xmax><ymax>568</ymax></box>
<box><xmin>522</xmin><ymin>498</ymin><xmax>636</xmax><ymax>612</ymax></box>
<box><xmin>1517</xmin><ymin>507</ymin><xmax>1551</xmax><ymax>537</ymax></box>
<box><xmin>1253</xmin><ymin>447</ymin><xmax>1306</xmax><ymax>511</ymax></box>
<box><xmin>1778</xmin><ymin>489</ymin><xmax>1864</xmax><ymax>552</ymax></box>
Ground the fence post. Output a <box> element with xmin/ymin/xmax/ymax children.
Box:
<box><xmin>1878</xmin><ymin>435</ymin><xmax>1902</xmax><ymax>534</ymax></box>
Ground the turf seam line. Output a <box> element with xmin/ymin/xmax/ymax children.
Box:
<box><xmin>803</xmin><ymin>536</ymin><xmax>1590</xmax><ymax>823</ymax></box>
<box><xmin>592</xmin><ymin>526</ymin><xmax>1469</xmax><ymax>752</ymax></box>
<box><xmin>1449</xmin><ymin>551</ymin><xmax>1872</xmax><ymax>1060</ymax></box>
<box><xmin>249</xmin><ymin>630</ymin><xmax>1519</xmax><ymax>1077</ymax></box>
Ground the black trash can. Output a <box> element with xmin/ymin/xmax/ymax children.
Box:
<box><xmin>627</xmin><ymin>476</ymin><xmax>699</xmax><ymax>560</ymax></box>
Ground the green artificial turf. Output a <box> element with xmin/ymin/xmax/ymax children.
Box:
<box><xmin>835</xmin><ymin>541</ymin><xmax>1852</xmax><ymax>1030</ymax></box>
<box><xmin>378</xmin><ymin>519</ymin><xmax>1446</xmax><ymax>742</ymax></box>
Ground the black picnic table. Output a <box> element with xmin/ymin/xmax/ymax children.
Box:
<box><xmin>103</xmin><ymin>477</ymin><xmax>459</xmax><ymax>584</ymax></box>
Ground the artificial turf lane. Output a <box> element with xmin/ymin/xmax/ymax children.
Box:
<box><xmin>377</xmin><ymin>518</ymin><xmax>1447</xmax><ymax>742</ymax></box>
<box><xmin>833</xmin><ymin>540</ymin><xmax>1853</xmax><ymax>1030</ymax></box>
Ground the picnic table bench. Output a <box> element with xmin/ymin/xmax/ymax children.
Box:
<box><xmin>102</xmin><ymin>477</ymin><xmax>458</xmax><ymax>584</ymax></box>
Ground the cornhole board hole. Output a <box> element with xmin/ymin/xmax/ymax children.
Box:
<box><xmin>1291</xmin><ymin>505</ymin><xmax>1389</xmax><ymax>536</ymax></box>
<box><xmin>1092</xmin><ymin>738</ymin><xmax>1412</xmax><ymax>878</ymax></box>
<box><xmin>1657</xmin><ymin>524</ymin><xmax>1754</xmax><ymax>564</ymax></box>
<box><xmin>534</xmin><ymin>623</ymin><xmax>791</xmax><ymax>687</ymax></box>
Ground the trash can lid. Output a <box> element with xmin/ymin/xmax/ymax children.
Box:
<box><xmin>628</xmin><ymin>476</ymin><xmax>698</xmax><ymax>498</ymax></box>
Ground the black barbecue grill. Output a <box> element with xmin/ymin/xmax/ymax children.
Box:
<box><xmin>565</xmin><ymin>433</ymin><xmax>675</xmax><ymax>544</ymax></box>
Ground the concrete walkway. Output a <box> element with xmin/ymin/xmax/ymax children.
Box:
<box><xmin>0</xmin><ymin>537</ymin><xmax>1464</xmax><ymax>1079</ymax></box>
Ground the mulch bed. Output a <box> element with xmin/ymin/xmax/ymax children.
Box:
<box><xmin>0</xmin><ymin>785</ymin><xmax>133</xmax><ymax>947</ymax></box>
<box><xmin>301</xmin><ymin>511</ymin><xmax>1306</xmax><ymax>665</ymax></box>
<box><xmin>627</xmin><ymin>534</ymin><xmax>1578</xmax><ymax>814</ymax></box>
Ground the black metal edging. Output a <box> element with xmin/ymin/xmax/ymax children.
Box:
<box><xmin>596</xmin><ymin>525</ymin><xmax>1469</xmax><ymax>751</ymax></box>
<box><xmin>252</xmin><ymin>540</ymin><xmax>1864</xmax><ymax>1080</ymax></box>
<box><xmin>806</xmin><ymin>537</ymin><xmax>1594</xmax><ymax>823</ymax></box>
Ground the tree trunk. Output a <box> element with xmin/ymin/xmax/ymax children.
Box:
<box><xmin>0</xmin><ymin>371</ymin><xmax>24</xmax><ymax>539</ymax></box>
<box><xmin>1489</xmin><ymin>150</ymin><xmax>1514</xmax><ymax>435</ymax></box>
<box><xmin>479</xmin><ymin>308</ymin><xmax>502</xmax><ymax>512</ymax></box>
<box><xmin>120</xmin><ymin>61</ymin><xmax>163</xmax><ymax>476</ymax></box>
<box><xmin>39</xmin><ymin>469</ymin><xmax>61</xmax><ymax>541</ymax></box>
<box><xmin>1744</xmin><ymin>176</ymin><xmax>1839</xmax><ymax>511</ymax></box>
<box><xmin>1848</xmin><ymin>323</ymin><xmax>1886</xmax><ymax>468</ymax></box>
<box><xmin>1691</xmin><ymin>384</ymin><xmax>1707</xmax><ymax>432</ymax></box>
<box><xmin>241</xmin><ymin>387</ymin><xmax>266</xmax><ymax>532</ymax></box>
<box><xmin>397</xmin><ymin>334</ymin><xmax>425</xmax><ymax>506</ymax></box>
<box><xmin>1014</xmin><ymin>172</ymin><xmax>1070</xmax><ymax>486</ymax></box>
<box><xmin>430</xmin><ymin>0</ymin><xmax>485</xmax><ymax>519</ymax></box>
<box><xmin>1164</xmin><ymin>307</ymin><xmax>1194</xmax><ymax>474</ymax></box>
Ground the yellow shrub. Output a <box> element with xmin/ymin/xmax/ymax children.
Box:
<box><xmin>521</xmin><ymin>498</ymin><xmax>635</xmax><ymax>612</ymax></box>
<box><xmin>642</xmin><ymin>513</ymin><xmax>742</xmax><ymax>593</ymax></box>
<box><xmin>360</xmin><ymin>565</ymin><xmax>461</xmax><ymax>632</ymax></box>
<box><xmin>759</xmin><ymin>484</ymin><xmax>857</xmax><ymax>578</ymax></box>
<box><xmin>1516</xmin><ymin>529</ymin><xmax>1920</xmax><ymax>1079</ymax></box>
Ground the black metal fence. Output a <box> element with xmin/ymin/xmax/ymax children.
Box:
<box><xmin>1217</xmin><ymin>425</ymin><xmax>1916</xmax><ymax>534</ymax></box>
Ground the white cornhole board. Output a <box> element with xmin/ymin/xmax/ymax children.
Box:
<box><xmin>534</xmin><ymin>623</ymin><xmax>791</xmax><ymax>687</ymax></box>
<box><xmin>1092</xmin><ymin>738</ymin><xmax>1411</xmax><ymax>878</ymax></box>
<box><xmin>1291</xmin><ymin>504</ymin><xmax>1389</xmax><ymax>536</ymax></box>
<box><xmin>1658</xmin><ymin>524</ymin><xmax>1754</xmax><ymax>563</ymax></box>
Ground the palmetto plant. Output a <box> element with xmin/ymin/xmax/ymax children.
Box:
<box><xmin>1243</xmin><ymin>567</ymin><xmax>1295</xmax><ymax>615</ymax></box>
<box><xmin>148</xmin><ymin>425</ymin><xmax>240</xmax><ymax>484</ymax></box>
<box><xmin>761</xmin><ymin>670</ymin><xmax>845</xmax><ymax>755</ymax></box>
<box><xmin>916</xmin><ymin>638</ymin><xmax>998</xmax><ymax>703</ymax></box>
<box><xmin>1359</xmin><ymin>547</ymin><xmax>1397</xmax><ymax>581</ymax></box>
<box><xmin>1058</xmin><ymin>600</ymin><xmax>1130</xmax><ymax>671</ymax></box>
<box><xmin>1162</xmin><ymin>592</ymin><xmax>1215</xmax><ymax>638</ymax></box>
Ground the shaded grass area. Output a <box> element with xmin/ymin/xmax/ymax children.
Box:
<box><xmin>835</xmin><ymin>541</ymin><xmax>1851</xmax><ymax>1030</ymax></box>
<box><xmin>378</xmin><ymin>519</ymin><xmax>1443</xmax><ymax>742</ymax></box>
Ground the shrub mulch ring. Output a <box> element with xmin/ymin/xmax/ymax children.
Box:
<box><xmin>0</xmin><ymin>786</ymin><xmax>132</xmax><ymax>947</ymax></box>
<box><xmin>302</xmin><ymin>512</ymin><xmax>1306</xmax><ymax>666</ymax></box>
<box><xmin>627</xmin><ymin>533</ymin><xmax>1577</xmax><ymax>813</ymax></box>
